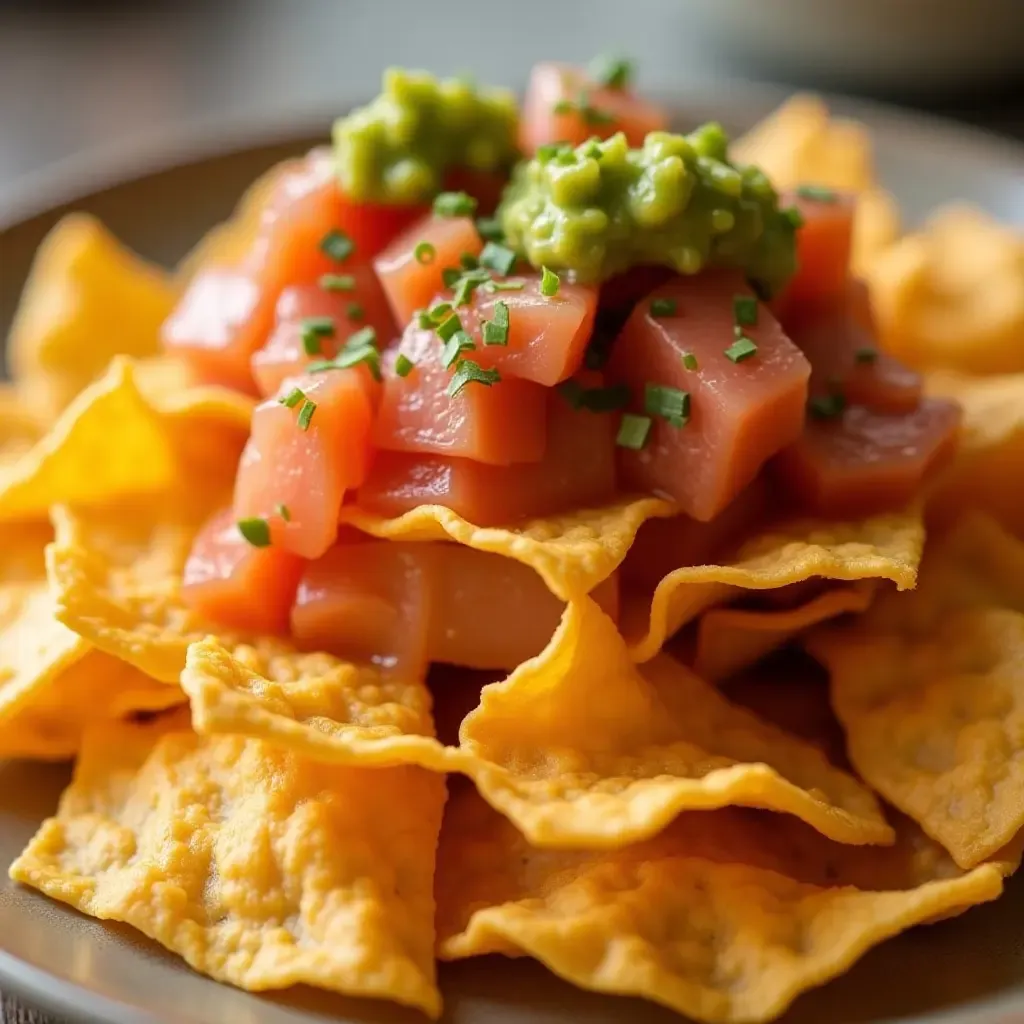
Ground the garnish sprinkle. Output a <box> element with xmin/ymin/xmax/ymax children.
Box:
<box><xmin>297</xmin><ymin>399</ymin><xmax>316</xmax><ymax>431</ymax></box>
<box><xmin>299</xmin><ymin>316</ymin><xmax>335</xmax><ymax>356</ymax></box>
<box><xmin>725</xmin><ymin>336</ymin><xmax>758</xmax><ymax>363</ymax></box>
<box><xmin>237</xmin><ymin>517</ymin><xmax>271</xmax><ymax>548</ymax></box>
<box><xmin>414</xmin><ymin>241</ymin><xmax>436</xmax><ymax>264</ymax></box>
<box><xmin>320</xmin><ymin>230</ymin><xmax>354</xmax><ymax>263</ymax></box>
<box><xmin>433</xmin><ymin>190</ymin><xmax>478</xmax><ymax>217</ymax></box>
<box><xmin>436</xmin><ymin>311</ymin><xmax>463</xmax><ymax>342</ymax></box>
<box><xmin>540</xmin><ymin>266</ymin><xmax>560</xmax><ymax>297</ymax></box>
<box><xmin>682</xmin><ymin>352</ymin><xmax>699</xmax><ymax>370</ymax></box>
<box><xmin>479</xmin><ymin>241</ymin><xmax>517</xmax><ymax>276</ymax></box>
<box><xmin>588</xmin><ymin>54</ymin><xmax>634</xmax><ymax>90</ymax></box>
<box><xmin>347</xmin><ymin>302</ymin><xmax>365</xmax><ymax>321</ymax></box>
<box><xmin>796</xmin><ymin>184</ymin><xmax>839</xmax><ymax>203</ymax></box>
<box><xmin>441</xmin><ymin>330</ymin><xmax>476</xmax><ymax>369</ymax></box>
<box><xmin>733</xmin><ymin>294</ymin><xmax>758</xmax><ymax>326</ymax></box>
<box><xmin>475</xmin><ymin>216</ymin><xmax>505</xmax><ymax>242</ymax></box>
<box><xmin>279</xmin><ymin>387</ymin><xmax>306</xmax><ymax>409</ymax></box>
<box><xmin>447</xmin><ymin>359</ymin><xmax>500</xmax><ymax>398</ymax></box>
<box><xmin>644</xmin><ymin>383</ymin><xmax>690</xmax><ymax>426</ymax></box>
<box><xmin>650</xmin><ymin>298</ymin><xmax>677</xmax><ymax>317</ymax></box>
<box><xmin>482</xmin><ymin>300</ymin><xmax>510</xmax><ymax>345</ymax></box>
<box><xmin>275</xmin><ymin>503</ymin><xmax>291</xmax><ymax>522</ymax></box>
<box><xmin>616</xmin><ymin>413</ymin><xmax>652</xmax><ymax>450</ymax></box>
<box><xmin>395</xmin><ymin>353</ymin><xmax>415</xmax><ymax>378</ymax></box>
<box><xmin>319</xmin><ymin>273</ymin><xmax>356</xmax><ymax>292</ymax></box>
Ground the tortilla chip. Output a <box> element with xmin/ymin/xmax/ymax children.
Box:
<box><xmin>0</xmin><ymin>358</ymin><xmax>177</xmax><ymax>523</ymax></box>
<box><xmin>458</xmin><ymin>598</ymin><xmax>891</xmax><ymax>847</ymax></box>
<box><xmin>808</xmin><ymin>513</ymin><xmax>1024</xmax><ymax>868</ymax></box>
<box><xmin>182</xmin><ymin>636</ymin><xmax>449</xmax><ymax>769</ymax></box>
<box><xmin>694</xmin><ymin>581</ymin><xmax>877</xmax><ymax>682</ymax></box>
<box><xmin>340</xmin><ymin>495</ymin><xmax>674</xmax><ymax>600</ymax></box>
<box><xmin>625</xmin><ymin>508</ymin><xmax>922</xmax><ymax>663</ymax></box>
<box><xmin>926</xmin><ymin>370</ymin><xmax>1024</xmax><ymax>537</ymax></box>
<box><xmin>8</xmin><ymin>214</ymin><xmax>177</xmax><ymax>415</ymax></box>
<box><xmin>0</xmin><ymin>384</ymin><xmax>44</xmax><ymax>464</ymax></box>
<box><xmin>868</xmin><ymin>205</ymin><xmax>1024</xmax><ymax>374</ymax></box>
<box><xmin>436</xmin><ymin>784</ymin><xmax>1005</xmax><ymax>1024</ymax></box>
<box><xmin>11</xmin><ymin>712</ymin><xmax>445</xmax><ymax>1016</ymax></box>
<box><xmin>852</xmin><ymin>187</ymin><xmax>901</xmax><ymax>277</ymax></box>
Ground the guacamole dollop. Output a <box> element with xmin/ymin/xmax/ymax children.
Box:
<box><xmin>499</xmin><ymin>128</ymin><xmax>799</xmax><ymax>294</ymax></box>
<box><xmin>333</xmin><ymin>68</ymin><xmax>520</xmax><ymax>204</ymax></box>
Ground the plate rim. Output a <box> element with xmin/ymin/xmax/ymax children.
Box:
<box><xmin>2</xmin><ymin>78</ymin><xmax>1024</xmax><ymax>1024</ymax></box>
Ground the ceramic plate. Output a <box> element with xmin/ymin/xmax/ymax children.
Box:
<box><xmin>1</xmin><ymin>84</ymin><xmax>1024</xmax><ymax>1024</ymax></box>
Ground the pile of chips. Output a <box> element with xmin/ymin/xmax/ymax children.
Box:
<box><xmin>2</xmin><ymin>97</ymin><xmax>1024</xmax><ymax>1021</ymax></box>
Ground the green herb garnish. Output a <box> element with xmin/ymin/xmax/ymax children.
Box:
<box><xmin>441</xmin><ymin>266</ymin><xmax>462</xmax><ymax>288</ymax></box>
<box><xmin>346</xmin><ymin>302</ymin><xmax>364</xmax><ymax>321</ymax></box>
<box><xmin>414</xmin><ymin>241</ymin><xmax>436</xmax><ymax>264</ymax></box>
<box><xmin>395</xmin><ymin>353</ymin><xmax>415</xmax><ymax>378</ymax></box>
<box><xmin>733</xmin><ymin>294</ymin><xmax>758</xmax><ymax>327</ymax></box>
<box><xmin>644</xmin><ymin>383</ymin><xmax>690</xmax><ymax>426</ymax></box>
<box><xmin>482</xmin><ymin>300</ymin><xmax>510</xmax><ymax>346</ymax></box>
<box><xmin>319</xmin><ymin>229</ymin><xmax>354</xmax><ymax>263</ymax></box>
<box><xmin>796</xmin><ymin>184</ymin><xmax>838</xmax><ymax>203</ymax></box>
<box><xmin>436</xmin><ymin>311</ymin><xmax>463</xmax><ymax>342</ymax></box>
<box><xmin>809</xmin><ymin>392</ymin><xmax>847</xmax><ymax>419</ymax></box>
<box><xmin>650</xmin><ymin>298</ymin><xmax>677</xmax><ymax>317</ymax></box>
<box><xmin>441</xmin><ymin>330</ymin><xmax>476</xmax><ymax>369</ymax></box>
<box><xmin>237</xmin><ymin>517</ymin><xmax>271</xmax><ymax>548</ymax></box>
<box><xmin>299</xmin><ymin>316</ymin><xmax>335</xmax><ymax>356</ymax></box>
<box><xmin>297</xmin><ymin>399</ymin><xmax>316</xmax><ymax>431</ymax></box>
<box><xmin>588</xmin><ymin>54</ymin><xmax>634</xmax><ymax>90</ymax></box>
<box><xmin>433</xmin><ymin>191</ymin><xmax>478</xmax><ymax>218</ymax></box>
<box><xmin>275</xmin><ymin>503</ymin><xmax>291</xmax><ymax>522</ymax></box>
<box><xmin>475</xmin><ymin>216</ymin><xmax>505</xmax><ymax>242</ymax></box>
<box><xmin>682</xmin><ymin>352</ymin><xmax>699</xmax><ymax>370</ymax></box>
<box><xmin>479</xmin><ymin>241</ymin><xmax>517</xmax><ymax>276</ymax></box>
<box><xmin>447</xmin><ymin>359</ymin><xmax>500</xmax><ymax>397</ymax></box>
<box><xmin>540</xmin><ymin>266</ymin><xmax>560</xmax><ymax>297</ymax></box>
<box><xmin>279</xmin><ymin>387</ymin><xmax>306</xmax><ymax>409</ymax></box>
<box><xmin>319</xmin><ymin>273</ymin><xmax>356</xmax><ymax>292</ymax></box>
<box><xmin>725</xmin><ymin>336</ymin><xmax>758</xmax><ymax>363</ymax></box>
<box><xmin>616</xmin><ymin>413</ymin><xmax>652</xmax><ymax>450</ymax></box>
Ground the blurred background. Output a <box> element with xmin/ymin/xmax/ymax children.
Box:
<box><xmin>2</xmin><ymin>0</ymin><xmax>1024</xmax><ymax>215</ymax></box>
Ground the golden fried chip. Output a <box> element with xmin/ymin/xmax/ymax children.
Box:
<box><xmin>458</xmin><ymin>598</ymin><xmax>891</xmax><ymax>848</ymax></box>
<box><xmin>694</xmin><ymin>581</ymin><xmax>877</xmax><ymax>682</ymax></box>
<box><xmin>808</xmin><ymin>513</ymin><xmax>1024</xmax><ymax>868</ymax></box>
<box><xmin>436</xmin><ymin>785</ymin><xmax>1006</xmax><ymax>1024</ymax></box>
<box><xmin>340</xmin><ymin>496</ymin><xmax>674</xmax><ymax>600</ymax></box>
<box><xmin>868</xmin><ymin>205</ymin><xmax>1024</xmax><ymax>374</ymax></box>
<box><xmin>8</xmin><ymin>214</ymin><xmax>177</xmax><ymax>415</ymax></box>
<box><xmin>11</xmin><ymin>713</ymin><xmax>445</xmax><ymax>1016</ymax></box>
<box><xmin>852</xmin><ymin>187</ymin><xmax>901</xmax><ymax>277</ymax></box>
<box><xmin>0</xmin><ymin>384</ymin><xmax>44</xmax><ymax>463</ymax></box>
<box><xmin>625</xmin><ymin>508</ymin><xmax>922</xmax><ymax>663</ymax></box>
<box><xmin>0</xmin><ymin>359</ymin><xmax>177</xmax><ymax>523</ymax></box>
<box><xmin>182</xmin><ymin>637</ymin><xmax>449</xmax><ymax>769</ymax></box>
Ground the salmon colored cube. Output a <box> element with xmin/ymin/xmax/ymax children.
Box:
<box><xmin>291</xmin><ymin>540</ymin><xmax>434</xmax><ymax>676</ymax></box>
<box><xmin>234</xmin><ymin>369</ymin><xmax>378</xmax><ymax>559</ymax></box>
<box><xmin>373</xmin><ymin>325</ymin><xmax>547</xmax><ymax>466</ymax></box>
<box><xmin>436</xmin><ymin>275</ymin><xmax>597</xmax><ymax>387</ymax></box>
<box><xmin>357</xmin><ymin>386</ymin><xmax>616</xmax><ymax>525</ymax></box>
<box><xmin>774</xmin><ymin>189</ymin><xmax>856</xmax><ymax>328</ymax></box>
<box><xmin>374</xmin><ymin>214</ymin><xmax>484</xmax><ymax>327</ymax></box>
<box><xmin>609</xmin><ymin>272</ymin><xmax>811</xmax><ymax>521</ymax></box>
<box><xmin>250</xmin><ymin>271</ymin><xmax>396</xmax><ymax>399</ymax></box>
<box><xmin>181</xmin><ymin>507</ymin><xmax>304</xmax><ymax>635</ymax></box>
<box><xmin>520</xmin><ymin>62</ymin><xmax>668</xmax><ymax>154</ymax></box>
<box><xmin>794</xmin><ymin>281</ymin><xmax>922</xmax><ymax>416</ymax></box>
<box><xmin>773</xmin><ymin>397</ymin><xmax>961</xmax><ymax>519</ymax></box>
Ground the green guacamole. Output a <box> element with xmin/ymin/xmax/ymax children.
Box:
<box><xmin>499</xmin><ymin>128</ymin><xmax>799</xmax><ymax>294</ymax></box>
<box><xmin>333</xmin><ymin>68</ymin><xmax>520</xmax><ymax>204</ymax></box>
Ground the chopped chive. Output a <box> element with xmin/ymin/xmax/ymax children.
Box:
<box><xmin>441</xmin><ymin>330</ymin><xmax>476</xmax><ymax>368</ymax></box>
<box><xmin>580</xmin><ymin>101</ymin><xmax>615</xmax><ymax>126</ymax></box>
<box><xmin>332</xmin><ymin>344</ymin><xmax>382</xmax><ymax>380</ymax></box>
<box><xmin>275</xmin><ymin>503</ymin><xmax>291</xmax><ymax>522</ymax></box>
<box><xmin>447</xmin><ymin>359</ymin><xmax>500</xmax><ymax>397</ymax></box>
<box><xmin>479</xmin><ymin>241</ymin><xmax>517</xmax><ymax>276</ymax></box>
<box><xmin>237</xmin><ymin>517</ymin><xmax>271</xmax><ymax>548</ymax></box>
<box><xmin>682</xmin><ymin>352</ymin><xmax>699</xmax><ymax>370</ymax></box>
<box><xmin>320</xmin><ymin>229</ymin><xmax>354</xmax><ymax>263</ymax></box>
<box><xmin>452</xmin><ymin>268</ymin><xmax>490</xmax><ymax>307</ymax></box>
<box><xmin>279</xmin><ymin>387</ymin><xmax>305</xmax><ymax>409</ymax></box>
<box><xmin>297</xmin><ymin>399</ymin><xmax>316</xmax><ymax>431</ymax></box>
<box><xmin>441</xmin><ymin>266</ymin><xmax>462</xmax><ymax>288</ymax></box>
<box><xmin>319</xmin><ymin>273</ymin><xmax>356</xmax><ymax>292</ymax></box>
<box><xmin>414</xmin><ymin>241</ymin><xmax>436</xmax><ymax>264</ymax></box>
<box><xmin>347</xmin><ymin>301</ymin><xmax>365</xmax><ymax>321</ymax></box>
<box><xmin>540</xmin><ymin>266</ymin><xmax>560</xmax><ymax>297</ymax></box>
<box><xmin>395</xmin><ymin>353</ymin><xmax>415</xmax><ymax>378</ymax></box>
<box><xmin>783</xmin><ymin>206</ymin><xmax>805</xmax><ymax>229</ymax></box>
<box><xmin>460</xmin><ymin>252</ymin><xmax>480</xmax><ymax>270</ymax></box>
<box><xmin>854</xmin><ymin>346</ymin><xmax>878</xmax><ymax>364</ymax></box>
<box><xmin>429</xmin><ymin>301</ymin><xmax>453</xmax><ymax>321</ymax></box>
<box><xmin>796</xmin><ymin>184</ymin><xmax>838</xmax><ymax>203</ymax></box>
<box><xmin>616</xmin><ymin>413</ymin><xmax>652</xmax><ymax>450</ymax></box>
<box><xmin>552</xmin><ymin>99</ymin><xmax>575</xmax><ymax>115</ymax></box>
<box><xmin>433</xmin><ymin>190</ymin><xmax>478</xmax><ymax>218</ymax></box>
<box><xmin>484</xmin><ymin>278</ymin><xmax>525</xmax><ymax>293</ymax></box>
<box><xmin>588</xmin><ymin>54</ymin><xmax>634</xmax><ymax>90</ymax></box>
<box><xmin>416</xmin><ymin>309</ymin><xmax>434</xmax><ymax>329</ymax></box>
<box><xmin>436</xmin><ymin>311</ymin><xmax>463</xmax><ymax>342</ymax></box>
<box><xmin>650</xmin><ymin>298</ymin><xmax>678</xmax><ymax>317</ymax></box>
<box><xmin>725</xmin><ymin>336</ymin><xmax>758</xmax><ymax>363</ymax></box>
<box><xmin>346</xmin><ymin>326</ymin><xmax>377</xmax><ymax>350</ymax></box>
<box><xmin>644</xmin><ymin>383</ymin><xmax>690</xmax><ymax>426</ymax></box>
<box><xmin>299</xmin><ymin>316</ymin><xmax>335</xmax><ymax>356</ymax></box>
<box><xmin>475</xmin><ymin>216</ymin><xmax>505</xmax><ymax>242</ymax></box>
<box><xmin>482</xmin><ymin>300</ymin><xmax>510</xmax><ymax>346</ymax></box>
<box><xmin>733</xmin><ymin>294</ymin><xmax>758</xmax><ymax>326</ymax></box>
<box><xmin>809</xmin><ymin>392</ymin><xmax>847</xmax><ymax>419</ymax></box>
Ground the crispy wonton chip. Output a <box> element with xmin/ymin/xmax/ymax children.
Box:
<box><xmin>694</xmin><ymin>581</ymin><xmax>877</xmax><ymax>682</ymax></box>
<box><xmin>0</xmin><ymin>359</ymin><xmax>176</xmax><ymax>523</ymax></box>
<box><xmin>457</xmin><ymin>599</ymin><xmax>890</xmax><ymax>847</ymax></box>
<box><xmin>11</xmin><ymin>713</ymin><xmax>445</xmax><ymax>1016</ymax></box>
<box><xmin>625</xmin><ymin>508</ymin><xmax>922</xmax><ymax>663</ymax></box>
<box><xmin>732</xmin><ymin>94</ymin><xmax>899</xmax><ymax>276</ymax></box>
<box><xmin>8</xmin><ymin>214</ymin><xmax>177</xmax><ymax>415</ymax></box>
<box><xmin>435</xmin><ymin>784</ymin><xmax>1005</xmax><ymax>1024</ymax></box>
<box><xmin>808</xmin><ymin>513</ymin><xmax>1024</xmax><ymax>868</ymax></box>
<box><xmin>340</xmin><ymin>496</ymin><xmax>674</xmax><ymax>600</ymax></box>
<box><xmin>868</xmin><ymin>205</ymin><xmax>1024</xmax><ymax>374</ymax></box>
<box><xmin>182</xmin><ymin>637</ymin><xmax>448</xmax><ymax>769</ymax></box>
